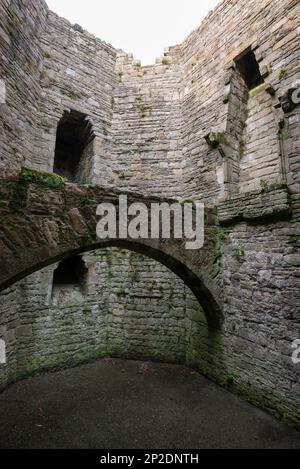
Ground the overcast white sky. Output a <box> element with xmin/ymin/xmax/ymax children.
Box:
<box><xmin>46</xmin><ymin>0</ymin><xmax>221</xmax><ymax>65</ymax></box>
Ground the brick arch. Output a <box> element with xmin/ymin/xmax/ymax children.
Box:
<box><xmin>0</xmin><ymin>171</ymin><xmax>224</xmax><ymax>329</ymax></box>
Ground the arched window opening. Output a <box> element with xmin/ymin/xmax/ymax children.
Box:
<box><xmin>53</xmin><ymin>110</ymin><xmax>94</xmax><ymax>183</ymax></box>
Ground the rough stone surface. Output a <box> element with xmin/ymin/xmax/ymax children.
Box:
<box><xmin>0</xmin><ymin>176</ymin><xmax>222</xmax><ymax>327</ymax></box>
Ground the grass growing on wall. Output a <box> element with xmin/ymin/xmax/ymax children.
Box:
<box><xmin>11</xmin><ymin>168</ymin><xmax>66</xmax><ymax>211</ymax></box>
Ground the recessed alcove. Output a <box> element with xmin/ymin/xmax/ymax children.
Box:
<box><xmin>221</xmin><ymin>47</ymin><xmax>280</xmax><ymax>194</ymax></box>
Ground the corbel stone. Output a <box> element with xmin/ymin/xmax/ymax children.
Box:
<box><xmin>204</xmin><ymin>132</ymin><xmax>228</xmax><ymax>151</ymax></box>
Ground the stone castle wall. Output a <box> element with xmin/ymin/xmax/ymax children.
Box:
<box><xmin>177</xmin><ymin>0</ymin><xmax>300</xmax><ymax>200</ymax></box>
<box><xmin>0</xmin><ymin>0</ymin><xmax>299</xmax><ymax>427</ymax></box>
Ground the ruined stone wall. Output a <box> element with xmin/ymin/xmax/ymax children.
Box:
<box><xmin>177</xmin><ymin>0</ymin><xmax>300</xmax><ymax>201</ymax></box>
<box><xmin>1</xmin><ymin>217</ymin><xmax>299</xmax><ymax>426</ymax></box>
<box><xmin>36</xmin><ymin>10</ymin><xmax>118</xmax><ymax>181</ymax></box>
<box><xmin>220</xmin><ymin>219</ymin><xmax>300</xmax><ymax>425</ymax></box>
<box><xmin>169</xmin><ymin>2</ymin><xmax>300</xmax><ymax>428</ymax></box>
<box><xmin>0</xmin><ymin>0</ymin><xmax>48</xmax><ymax>171</ymax></box>
<box><xmin>1</xmin><ymin>0</ymin><xmax>299</xmax><ymax>195</ymax></box>
<box><xmin>0</xmin><ymin>283</ymin><xmax>20</xmax><ymax>389</ymax></box>
<box><xmin>239</xmin><ymin>87</ymin><xmax>280</xmax><ymax>193</ymax></box>
<box><xmin>0</xmin><ymin>0</ymin><xmax>190</xmax><ymax>395</ymax></box>
<box><xmin>0</xmin><ymin>0</ymin><xmax>118</xmax><ymax>180</ymax></box>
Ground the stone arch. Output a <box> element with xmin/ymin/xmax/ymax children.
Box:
<box><xmin>0</xmin><ymin>174</ymin><xmax>224</xmax><ymax>329</ymax></box>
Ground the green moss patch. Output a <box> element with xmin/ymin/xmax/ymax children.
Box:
<box><xmin>19</xmin><ymin>167</ymin><xmax>66</xmax><ymax>188</ymax></box>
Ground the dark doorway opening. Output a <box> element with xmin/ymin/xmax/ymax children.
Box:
<box><xmin>53</xmin><ymin>110</ymin><xmax>94</xmax><ymax>182</ymax></box>
<box><xmin>235</xmin><ymin>50</ymin><xmax>264</xmax><ymax>90</ymax></box>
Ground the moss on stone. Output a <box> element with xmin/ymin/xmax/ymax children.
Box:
<box><xmin>135</xmin><ymin>96</ymin><xmax>152</xmax><ymax>118</ymax></box>
<box><xmin>138</xmin><ymin>103</ymin><xmax>152</xmax><ymax>118</ymax></box>
<box><xmin>234</xmin><ymin>247</ymin><xmax>245</xmax><ymax>260</ymax></box>
<box><xmin>218</xmin><ymin>228</ymin><xmax>229</xmax><ymax>241</ymax></box>
<box><xmin>260</xmin><ymin>179</ymin><xmax>269</xmax><ymax>193</ymax></box>
<box><xmin>226</xmin><ymin>373</ymin><xmax>235</xmax><ymax>386</ymax></box>
<box><xmin>289</xmin><ymin>234</ymin><xmax>299</xmax><ymax>243</ymax></box>
<box><xmin>205</xmin><ymin>132</ymin><xmax>228</xmax><ymax>148</ymax></box>
<box><xmin>116</xmin><ymin>288</ymin><xmax>126</xmax><ymax>297</ymax></box>
<box><xmin>249</xmin><ymin>83</ymin><xmax>264</xmax><ymax>96</ymax></box>
<box><xmin>130</xmin><ymin>270</ymin><xmax>141</xmax><ymax>283</ymax></box>
<box><xmin>213</xmin><ymin>238</ymin><xmax>222</xmax><ymax>262</ymax></box>
<box><xmin>61</xmin><ymin>86</ymin><xmax>86</xmax><ymax>100</ymax></box>
<box><xmin>180</xmin><ymin>199</ymin><xmax>198</xmax><ymax>210</ymax></box>
<box><xmin>277</xmin><ymin>129</ymin><xmax>288</xmax><ymax>141</ymax></box>
<box><xmin>278</xmin><ymin>69</ymin><xmax>287</xmax><ymax>80</ymax></box>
